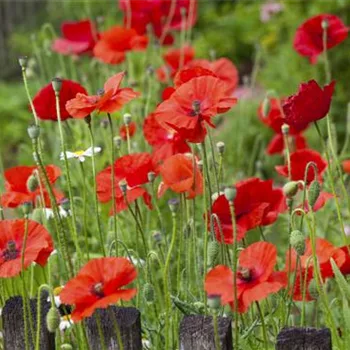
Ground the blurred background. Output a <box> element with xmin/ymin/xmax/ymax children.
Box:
<box><xmin>0</xmin><ymin>0</ymin><xmax>349</xmax><ymax>172</ymax></box>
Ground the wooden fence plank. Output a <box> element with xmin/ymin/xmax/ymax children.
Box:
<box><xmin>276</xmin><ymin>327</ymin><xmax>332</xmax><ymax>350</ymax></box>
<box><xmin>179</xmin><ymin>315</ymin><xmax>233</xmax><ymax>350</ymax></box>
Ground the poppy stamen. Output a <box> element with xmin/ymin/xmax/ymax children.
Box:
<box><xmin>97</xmin><ymin>88</ymin><xmax>105</xmax><ymax>96</ymax></box>
<box><xmin>2</xmin><ymin>240</ymin><xmax>20</xmax><ymax>261</ymax></box>
<box><xmin>92</xmin><ymin>282</ymin><xmax>105</xmax><ymax>298</ymax></box>
<box><xmin>190</xmin><ymin>99</ymin><xmax>201</xmax><ymax>116</ymax></box>
<box><xmin>237</xmin><ymin>266</ymin><xmax>252</xmax><ymax>282</ymax></box>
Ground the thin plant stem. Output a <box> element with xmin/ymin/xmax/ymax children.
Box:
<box><xmin>107</xmin><ymin>113</ymin><xmax>118</xmax><ymax>256</ymax></box>
<box><xmin>79</xmin><ymin>162</ymin><xmax>90</xmax><ymax>260</ymax></box>
<box><xmin>256</xmin><ymin>302</ymin><xmax>269</xmax><ymax>350</ymax></box>
<box><xmin>213</xmin><ymin>312</ymin><xmax>221</xmax><ymax>350</ymax></box>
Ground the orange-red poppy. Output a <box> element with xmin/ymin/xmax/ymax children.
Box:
<box><xmin>205</xmin><ymin>242</ymin><xmax>287</xmax><ymax>313</ymax></box>
<box><xmin>59</xmin><ymin>257</ymin><xmax>137</xmax><ymax>321</ymax></box>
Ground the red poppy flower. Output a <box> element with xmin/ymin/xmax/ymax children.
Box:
<box><xmin>32</xmin><ymin>80</ymin><xmax>87</xmax><ymax>121</ymax></box>
<box><xmin>158</xmin><ymin>153</ymin><xmax>203</xmax><ymax>199</ymax></box>
<box><xmin>93</xmin><ymin>26</ymin><xmax>148</xmax><ymax>65</ymax></box>
<box><xmin>0</xmin><ymin>219</ymin><xmax>54</xmax><ymax>278</ymax></box>
<box><xmin>120</xmin><ymin>122</ymin><xmax>137</xmax><ymax>140</ymax></box>
<box><xmin>59</xmin><ymin>257</ymin><xmax>137</xmax><ymax>322</ymax></box>
<box><xmin>1</xmin><ymin>165</ymin><xmax>63</xmax><ymax>209</ymax></box>
<box><xmin>266</xmin><ymin>133</ymin><xmax>307</xmax><ymax>155</ymax></box>
<box><xmin>154</xmin><ymin>76</ymin><xmax>237</xmax><ymax>143</ymax></box>
<box><xmin>209</xmin><ymin>178</ymin><xmax>286</xmax><ymax>244</ymax></box>
<box><xmin>282</xmin><ymin>80</ymin><xmax>335</xmax><ymax>130</ymax></box>
<box><xmin>97</xmin><ymin>153</ymin><xmax>155</xmax><ymax>213</ymax></box>
<box><xmin>119</xmin><ymin>0</ymin><xmax>197</xmax><ymax>44</ymax></box>
<box><xmin>143</xmin><ymin>113</ymin><xmax>190</xmax><ymax>167</ymax></box>
<box><xmin>339</xmin><ymin>246</ymin><xmax>350</xmax><ymax>276</ymax></box>
<box><xmin>185</xmin><ymin>58</ymin><xmax>239</xmax><ymax>95</ymax></box>
<box><xmin>294</xmin><ymin>14</ymin><xmax>349</xmax><ymax>64</ymax></box>
<box><xmin>205</xmin><ymin>242</ymin><xmax>287</xmax><ymax>313</ymax></box>
<box><xmin>156</xmin><ymin>46</ymin><xmax>195</xmax><ymax>83</ymax></box>
<box><xmin>286</xmin><ymin>238</ymin><xmax>345</xmax><ymax>301</ymax></box>
<box><xmin>66</xmin><ymin>72</ymin><xmax>139</xmax><ymax>119</ymax></box>
<box><xmin>52</xmin><ymin>19</ymin><xmax>98</xmax><ymax>56</ymax></box>
<box><xmin>275</xmin><ymin>149</ymin><xmax>327</xmax><ymax>184</ymax></box>
<box><xmin>342</xmin><ymin>160</ymin><xmax>350</xmax><ymax>174</ymax></box>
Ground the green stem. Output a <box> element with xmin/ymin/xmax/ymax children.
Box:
<box><xmin>256</xmin><ymin>302</ymin><xmax>269</xmax><ymax>350</ymax></box>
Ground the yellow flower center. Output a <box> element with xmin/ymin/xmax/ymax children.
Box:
<box><xmin>73</xmin><ymin>150</ymin><xmax>85</xmax><ymax>156</ymax></box>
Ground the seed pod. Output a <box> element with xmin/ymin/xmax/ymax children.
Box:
<box><xmin>22</xmin><ymin>201</ymin><xmax>33</xmax><ymax>215</ymax></box>
<box><xmin>168</xmin><ymin>198</ymin><xmax>179</xmax><ymax>213</ymax></box>
<box><xmin>143</xmin><ymin>282</ymin><xmax>155</xmax><ymax>304</ymax></box>
<box><xmin>27</xmin><ymin>124</ymin><xmax>40</xmax><ymax>139</ymax></box>
<box><xmin>308</xmin><ymin>279</ymin><xmax>319</xmax><ymax>300</ymax></box>
<box><xmin>281</xmin><ymin>123</ymin><xmax>290</xmax><ymax>135</ymax></box>
<box><xmin>208</xmin><ymin>240</ymin><xmax>220</xmax><ymax>267</ymax></box>
<box><xmin>18</xmin><ymin>56</ymin><xmax>28</xmax><ymax>69</ymax></box>
<box><xmin>123</xmin><ymin>113</ymin><xmax>132</xmax><ymax>125</ymax></box>
<box><xmin>207</xmin><ymin>294</ymin><xmax>221</xmax><ymax>310</ymax></box>
<box><xmin>290</xmin><ymin>230</ymin><xmax>306</xmax><ymax>256</ymax></box>
<box><xmin>46</xmin><ymin>306</ymin><xmax>60</xmax><ymax>333</ymax></box>
<box><xmin>224</xmin><ymin>186</ymin><xmax>236</xmax><ymax>202</ymax></box>
<box><xmin>308</xmin><ymin>180</ymin><xmax>321</xmax><ymax>208</ymax></box>
<box><xmin>283</xmin><ymin>181</ymin><xmax>299</xmax><ymax>198</ymax></box>
<box><xmin>216</xmin><ymin>141</ymin><xmax>225</xmax><ymax>154</ymax></box>
<box><xmin>26</xmin><ymin>174</ymin><xmax>39</xmax><ymax>192</ymax></box>
<box><xmin>51</xmin><ymin>77</ymin><xmax>62</xmax><ymax>94</ymax></box>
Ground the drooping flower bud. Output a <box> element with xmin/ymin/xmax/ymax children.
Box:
<box><xmin>26</xmin><ymin>174</ymin><xmax>39</xmax><ymax>192</ymax></box>
<box><xmin>27</xmin><ymin>124</ymin><xmax>40</xmax><ymax>140</ymax></box>
<box><xmin>119</xmin><ymin>180</ymin><xmax>128</xmax><ymax>195</ymax></box>
<box><xmin>207</xmin><ymin>240</ymin><xmax>220</xmax><ymax>267</ymax></box>
<box><xmin>308</xmin><ymin>180</ymin><xmax>321</xmax><ymax>208</ymax></box>
<box><xmin>46</xmin><ymin>306</ymin><xmax>61</xmax><ymax>333</ymax></box>
<box><xmin>143</xmin><ymin>282</ymin><xmax>155</xmax><ymax>304</ymax></box>
<box><xmin>224</xmin><ymin>186</ymin><xmax>236</xmax><ymax>203</ymax></box>
<box><xmin>308</xmin><ymin>279</ymin><xmax>319</xmax><ymax>300</ymax></box>
<box><xmin>283</xmin><ymin>181</ymin><xmax>299</xmax><ymax>198</ymax></box>
<box><xmin>216</xmin><ymin>141</ymin><xmax>225</xmax><ymax>155</ymax></box>
<box><xmin>51</xmin><ymin>77</ymin><xmax>62</xmax><ymax>94</ymax></box>
<box><xmin>152</xmin><ymin>231</ymin><xmax>162</xmax><ymax>244</ymax></box>
<box><xmin>290</xmin><ymin>230</ymin><xmax>306</xmax><ymax>256</ymax></box>
<box><xmin>114</xmin><ymin>136</ymin><xmax>122</xmax><ymax>149</ymax></box>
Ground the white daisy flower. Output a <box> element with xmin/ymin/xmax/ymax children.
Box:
<box><xmin>59</xmin><ymin>315</ymin><xmax>73</xmax><ymax>331</ymax></box>
<box><xmin>60</xmin><ymin>147</ymin><xmax>102</xmax><ymax>162</ymax></box>
<box><xmin>43</xmin><ymin>206</ymin><xmax>69</xmax><ymax>219</ymax></box>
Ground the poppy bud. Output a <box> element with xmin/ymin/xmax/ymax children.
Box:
<box><xmin>26</xmin><ymin>174</ymin><xmax>39</xmax><ymax>192</ymax></box>
<box><xmin>224</xmin><ymin>186</ymin><xmax>236</xmax><ymax>202</ymax></box>
<box><xmin>46</xmin><ymin>306</ymin><xmax>60</xmax><ymax>333</ymax></box>
<box><xmin>27</xmin><ymin>124</ymin><xmax>40</xmax><ymax>140</ymax></box>
<box><xmin>207</xmin><ymin>294</ymin><xmax>221</xmax><ymax>310</ymax></box>
<box><xmin>283</xmin><ymin>181</ymin><xmax>299</xmax><ymax>198</ymax></box>
<box><xmin>52</xmin><ymin>77</ymin><xmax>62</xmax><ymax>94</ymax></box>
<box><xmin>84</xmin><ymin>115</ymin><xmax>91</xmax><ymax>125</ymax></box>
<box><xmin>152</xmin><ymin>230</ymin><xmax>162</xmax><ymax>244</ymax></box>
<box><xmin>208</xmin><ymin>240</ymin><xmax>220</xmax><ymax>267</ymax></box>
<box><xmin>321</xmin><ymin>19</ymin><xmax>329</xmax><ymax>30</ymax></box>
<box><xmin>143</xmin><ymin>282</ymin><xmax>155</xmax><ymax>304</ymax></box>
<box><xmin>147</xmin><ymin>171</ymin><xmax>156</xmax><ymax>183</ymax></box>
<box><xmin>22</xmin><ymin>201</ymin><xmax>33</xmax><ymax>215</ymax></box>
<box><xmin>290</xmin><ymin>230</ymin><xmax>306</xmax><ymax>256</ymax></box>
<box><xmin>123</xmin><ymin>113</ymin><xmax>132</xmax><ymax>125</ymax></box>
<box><xmin>61</xmin><ymin>344</ymin><xmax>73</xmax><ymax>350</ymax></box>
<box><xmin>168</xmin><ymin>198</ymin><xmax>180</xmax><ymax>213</ymax></box>
<box><xmin>114</xmin><ymin>136</ymin><xmax>122</xmax><ymax>149</ymax></box>
<box><xmin>60</xmin><ymin>198</ymin><xmax>70</xmax><ymax>212</ymax></box>
<box><xmin>308</xmin><ymin>180</ymin><xmax>321</xmax><ymax>208</ymax></box>
<box><xmin>281</xmin><ymin>123</ymin><xmax>290</xmax><ymax>135</ymax></box>
<box><xmin>261</xmin><ymin>97</ymin><xmax>270</xmax><ymax>118</ymax></box>
<box><xmin>216</xmin><ymin>141</ymin><xmax>225</xmax><ymax>154</ymax></box>
<box><xmin>18</xmin><ymin>56</ymin><xmax>28</xmax><ymax>69</ymax></box>
<box><xmin>308</xmin><ymin>279</ymin><xmax>319</xmax><ymax>300</ymax></box>
<box><xmin>119</xmin><ymin>180</ymin><xmax>128</xmax><ymax>195</ymax></box>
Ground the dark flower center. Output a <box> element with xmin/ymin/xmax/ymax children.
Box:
<box><xmin>2</xmin><ymin>240</ymin><xmax>20</xmax><ymax>261</ymax></box>
<box><xmin>97</xmin><ymin>88</ymin><xmax>105</xmax><ymax>96</ymax></box>
<box><xmin>237</xmin><ymin>266</ymin><xmax>252</xmax><ymax>282</ymax></box>
<box><xmin>92</xmin><ymin>282</ymin><xmax>104</xmax><ymax>298</ymax></box>
<box><xmin>188</xmin><ymin>100</ymin><xmax>201</xmax><ymax>117</ymax></box>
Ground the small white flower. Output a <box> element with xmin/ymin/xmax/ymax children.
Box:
<box><xmin>128</xmin><ymin>255</ymin><xmax>145</xmax><ymax>267</ymax></box>
<box><xmin>59</xmin><ymin>315</ymin><xmax>73</xmax><ymax>331</ymax></box>
<box><xmin>43</xmin><ymin>206</ymin><xmax>69</xmax><ymax>219</ymax></box>
<box><xmin>60</xmin><ymin>147</ymin><xmax>102</xmax><ymax>163</ymax></box>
